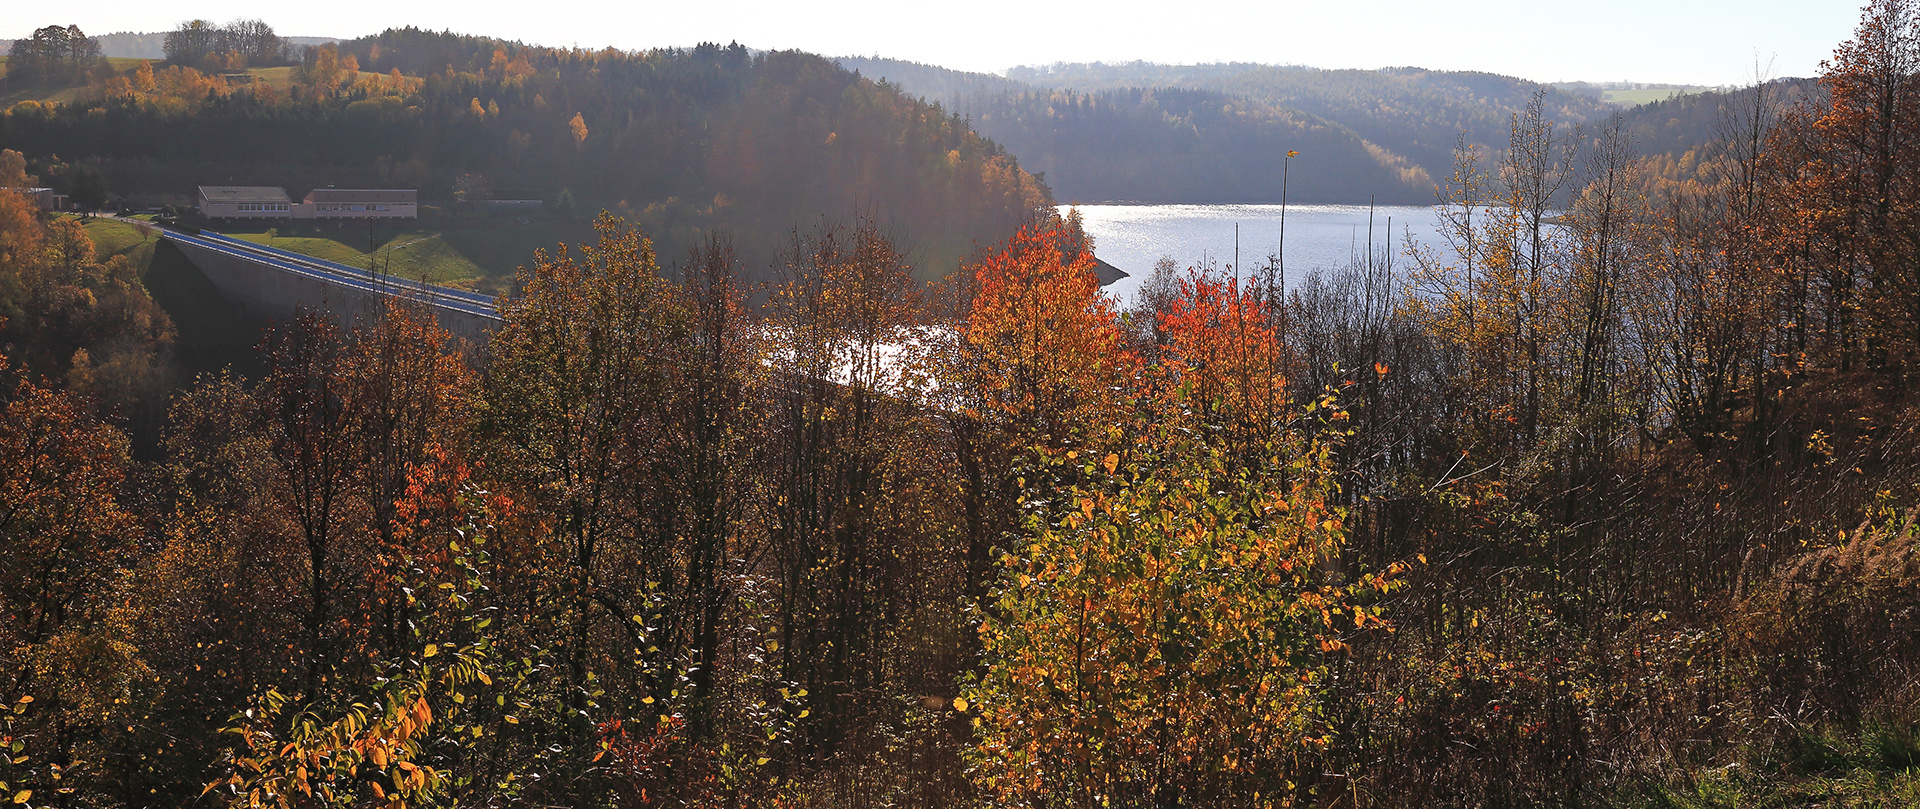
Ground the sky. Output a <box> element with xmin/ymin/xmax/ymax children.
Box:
<box><xmin>4</xmin><ymin>0</ymin><xmax>1865</xmax><ymax>86</ymax></box>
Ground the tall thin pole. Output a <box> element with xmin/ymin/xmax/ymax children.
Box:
<box><xmin>1280</xmin><ymin>151</ymin><xmax>1295</xmax><ymax>292</ymax></box>
<box><xmin>1367</xmin><ymin>196</ymin><xmax>1375</xmax><ymax>276</ymax></box>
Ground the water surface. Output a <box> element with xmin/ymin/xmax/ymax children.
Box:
<box><xmin>1064</xmin><ymin>203</ymin><xmax>1446</xmax><ymax>305</ymax></box>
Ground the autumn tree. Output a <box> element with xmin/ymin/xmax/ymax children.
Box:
<box><xmin>968</xmin><ymin>377</ymin><xmax>1398</xmax><ymax>809</ymax></box>
<box><xmin>478</xmin><ymin>213</ymin><xmax>712</xmax><ymax>761</ymax></box>
<box><xmin>766</xmin><ymin>215</ymin><xmax>956</xmax><ymax>761</ymax></box>
<box><xmin>939</xmin><ymin>216</ymin><xmax>1131</xmax><ymax>600</ymax></box>
<box><xmin>1765</xmin><ymin>0</ymin><xmax>1920</xmax><ymax>369</ymax></box>
<box><xmin>342</xmin><ymin>302</ymin><xmax>474</xmax><ymax>662</ymax></box>
<box><xmin>664</xmin><ymin>232</ymin><xmax>766</xmax><ymax>743</ymax></box>
<box><xmin>257</xmin><ymin>313</ymin><xmax>364</xmax><ymax>702</ymax></box>
<box><xmin>5</xmin><ymin>25</ymin><xmax>103</xmax><ymax>87</ymax></box>
<box><xmin>0</xmin><ymin>355</ymin><xmax>139</xmax><ymax>804</ymax></box>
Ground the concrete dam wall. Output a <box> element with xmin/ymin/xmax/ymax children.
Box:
<box><xmin>163</xmin><ymin>230</ymin><xmax>501</xmax><ymax>342</ymax></box>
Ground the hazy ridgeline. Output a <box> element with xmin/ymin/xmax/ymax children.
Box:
<box><xmin>843</xmin><ymin>56</ymin><xmax>1771</xmax><ymax>208</ymax></box>
<box><xmin>2</xmin><ymin>30</ymin><xmax>1048</xmax><ymax>281</ymax></box>
<box><xmin>1</xmin><ymin>2</ymin><xmax>1920</xmax><ymax>808</ymax></box>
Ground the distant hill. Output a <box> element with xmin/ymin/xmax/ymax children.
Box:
<box><xmin>841</xmin><ymin>58</ymin><xmax>1623</xmax><ymax>205</ymax></box>
<box><xmin>81</xmin><ymin>31</ymin><xmax>339</xmax><ymax>59</ymax></box>
<box><xmin>1615</xmin><ymin>77</ymin><xmax>1822</xmax><ymax>161</ymax></box>
<box><xmin>1015</xmin><ymin>62</ymin><xmax>1614</xmax><ymax>200</ymax></box>
<box><xmin>847</xmin><ymin>57</ymin><xmax>1774</xmax><ymax>205</ymax></box>
<box><xmin>1</xmin><ymin>31</ymin><xmax>1049</xmax><ymax>279</ymax></box>
<box><xmin>1552</xmin><ymin>80</ymin><xmax>1727</xmax><ymax>107</ymax></box>
<box><xmin>836</xmin><ymin>57</ymin><xmax>1029</xmax><ymax>101</ymax></box>
<box><xmin>841</xmin><ymin>57</ymin><xmax>1431</xmax><ymax>204</ymax></box>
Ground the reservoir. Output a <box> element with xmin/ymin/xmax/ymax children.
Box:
<box><xmin>1065</xmin><ymin>203</ymin><xmax>1447</xmax><ymax>305</ymax></box>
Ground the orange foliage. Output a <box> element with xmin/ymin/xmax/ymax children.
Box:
<box><xmin>957</xmin><ymin>218</ymin><xmax>1130</xmax><ymax>448</ymax></box>
<box><xmin>1155</xmin><ymin>269</ymin><xmax>1289</xmax><ymax>435</ymax></box>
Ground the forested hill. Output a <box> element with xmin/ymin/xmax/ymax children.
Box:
<box><xmin>0</xmin><ymin>30</ymin><xmax>1048</xmax><ymax>276</ymax></box>
<box><xmin>1615</xmin><ymin>76</ymin><xmax>1822</xmax><ymax>166</ymax></box>
<box><xmin>76</xmin><ymin>31</ymin><xmax>340</xmax><ymax>59</ymax></box>
<box><xmin>845</xmin><ymin>57</ymin><xmax>1436</xmax><ymax>204</ymax></box>
<box><xmin>846</xmin><ymin>57</ymin><xmax>1628</xmax><ymax>205</ymax></box>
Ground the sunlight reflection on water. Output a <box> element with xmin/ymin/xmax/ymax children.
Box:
<box><xmin>1062</xmin><ymin>203</ymin><xmax>1447</xmax><ymax>306</ymax></box>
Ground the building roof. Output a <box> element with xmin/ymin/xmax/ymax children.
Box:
<box><xmin>198</xmin><ymin>186</ymin><xmax>291</xmax><ymax>204</ymax></box>
<box><xmin>304</xmin><ymin>188</ymin><xmax>416</xmax><ymax>203</ymax></box>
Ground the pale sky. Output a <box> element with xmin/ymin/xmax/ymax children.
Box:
<box><xmin>4</xmin><ymin>0</ymin><xmax>1863</xmax><ymax>86</ymax></box>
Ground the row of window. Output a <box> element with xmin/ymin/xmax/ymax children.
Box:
<box><xmin>316</xmin><ymin>203</ymin><xmax>413</xmax><ymax>212</ymax></box>
<box><xmin>220</xmin><ymin>201</ymin><xmax>419</xmax><ymax>215</ymax></box>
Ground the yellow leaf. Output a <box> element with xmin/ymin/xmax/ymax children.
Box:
<box><xmin>1103</xmin><ymin>453</ymin><xmax>1119</xmax><ymax>474</ymax></box>
<box><xmin>11</xmin><ymin>790</ymin><xmax>28</xmax><ymax>804</ymax></box>
<box><xmin>951</xmin><ymin>697</ymin><xmax>968</xmax><ymax>712</ymax></box>
<box><xmin>422</xmin><ymin>645</ymin><xmax>438</xmax><ymax>658</ymax></box>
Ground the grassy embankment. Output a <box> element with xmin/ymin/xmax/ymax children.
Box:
<box><xmin>1618</xmin><ymin>722</ymin><xmax>1920</xmax><ymax>807</ymax></box>
<box><xmin>76</xmin><ymin>215</ymin><xmax>589</xmax><ymax>376</ymax></box>
<box><xmin>210</xmin><ymin>218</ymin><xmax>597</xmax><ymax>296</ymax></box>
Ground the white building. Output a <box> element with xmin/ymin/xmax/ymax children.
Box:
<box><xmin>295</xmin><ymin>188</ymin><xmax>417</xmax><ymax>220</ymax></box>
<box><xmin>5</xmin><ymin>188</ymin><xmax>68</xmax><ymax>211</ymax></box>
<box><xmin>198</xmin><ymin>186</ymin><xmax>291</xmax><ymax>219</ymax></box>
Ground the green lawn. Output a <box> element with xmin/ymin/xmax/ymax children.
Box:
<box><xmin>80</xmin><ymin>216</ymin><xmax>160</xmax><ymax>257</ymax></box>
<box><xmin>211</xmin><ymin>218</ymin><xmax>599</xmax><ymax>296</ymax></box>
<box><xmin>245</xmin><ymin>66</ymin><xmax>296</xmax><ymax>91</ymax></box>
<box><xmin>244</xmin><ymin>66</ymin><xmax>378</xmax><ymax>91</ymax></box>
<box><xmin>1604</xmin><ymin>87</ymin><xmax>1707</xmax><ymax>106</ymax></box>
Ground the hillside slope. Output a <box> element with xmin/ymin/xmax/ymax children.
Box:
<box><xmin>1015</xmin><ymin>62</ymin><xmax>1612</xmax><ymax>198</ymax></box>
<box><xmin>846</xmin><ymin>57</ymin><xmax>1623</xmax><ymax>205</ymax></box>
<box><xmin>1</xmin><ymin>32</ymin><xmax>1049</xmax><ymax>278</ymax></box>
<box><xmin>845</xmin><ymin>57</ymin><xmax>1435</xmax><ymax>204</ymax></box>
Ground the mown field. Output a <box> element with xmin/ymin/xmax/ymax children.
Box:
<box><xmin>1603</xmin><ymin>87</ymin><xmax>1707</xmax><ymax>106</ymax></box>
<box><xmin>0</xmin><ymin>58</ymin><xmax>320</xmax><ymax>103</ymax></box>
<box><xmin>1</xmin><ymin>57</ymin><xmax>154</xmax><ymax>104</ymax></box>
<box><xmin>209</xmin><ymin>218</ymin><xmax>598</xmax><ymax>296</ymax></box>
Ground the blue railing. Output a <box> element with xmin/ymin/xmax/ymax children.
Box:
<box><xmin>165</xmin><ymin>230</ymin><xmax>501</xmax><ymax>321</ymax></box>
